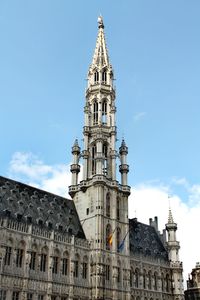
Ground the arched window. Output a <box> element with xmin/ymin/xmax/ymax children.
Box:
<box><xmin>116</xmin><ymin>227</ymin><xmax>121</xmax><ymax>252</ymax></box>
<box><xmin>135</xmin><ymin>269</ymin><xmax>139</xmax><ymax>288</ymax></box>
<box><xmin>106</xmin><ymin>224</ymin><xmax>112</xmax><ymax>250</ymax></box>
<box><xmin>93</xmin><ymin>100</ymin><xmax>98</xmax><ymax>125</ymax></box>
<box><xmin>82</xmin><ymin>256</ymin><xmax>88</xmax><ymax>279</ymax></box>
<box><xmin>116</xmin><ymin>197</ymin><xmax>120</xmax><ymax>220</ymax></box>
<box><xmin>148</xmin><ymin>271</ymin><xmax>152</xmax><ymax>289</ymax></box>
<box><xmin>130</xmin><ymin>268</ymin><xmax>133</xmax><ymax>287</ymax></box>
<box><xmin>103</xmin><ymin>143</ymin><xmax>108</xmax><ymax>174</ymax></box>
<box><xmin>16</xmin><ymin>241</ymin><xmax>25</xmax><ymax>268</ymax></box>
<box><xmin>62</xmin><ymin>251</ymin><xmax>69</xmax><ymax>276</ymax></box>
<box><xmin>52</xmin><ymin>249</ymin><xmax>60</xmax><ymax>275</ymax></box>
<box><xmin>74</xmin><ymin>254</ymin><xmax>79</xmax><ymax>278</ymax></box>
<box><xmin>102</xmin><ymin>70</ymin><xmax>107</xmax><ymax>83</ymax></box>
<box><xmin>92</xmin><ymin>144</ymin><xmax>97</xmax><ymax>175</ymax></box>
<box><xmin>106</xmin><ymin>193</ymin><xmax>110</xmax><ymax>217</ymax></box>
<box><xmin>94</xmin><ymin>71</ymin><xmax>99</xmax><ymax>83</ymax></box>
<box><xmin>161</xmin><ymin>273</ymin><xmax>164</xmax><ymax>291</ymax></box>
<box><xmin>154</xmin><ymin>272</ymin><xmax>158</xmax><ymax>290</ymax></box>
<box><xmin>102</xmin><ymin>99</ymin><xmax>107</xmax><ymax>124</ymax></box>
<box><xmin>166</xmin><ymin>274</ymin><xmax>170</xmax><ymax>292</ymax></box>
<box><xmin>40</xmin><ymin>246</ymin><xmax>48</xmax><ymax>272</ymax></box>
<box><xmin>143</xmin><ymin>269</ymin><xmax>146</xmax><ymax>289</ymax></box>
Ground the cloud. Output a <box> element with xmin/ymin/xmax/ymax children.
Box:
<box><xmin>8</xmin><ymin>152</ymin><xmax>71</xmax><ymax>197</ymax></box>
<box><xmin>7</xmin><ymin>152</ymin><xmax>200</xmax><ymax>284</ymax></box>
<box><xmin>129</xmin><ymin>183</ymin><xmax>200</xmax><ymax>283</ymax></box>
<box><xmin>133</xmin><ymin>111</ymin><xmax>146</xmax><ymax>122</ymax></box>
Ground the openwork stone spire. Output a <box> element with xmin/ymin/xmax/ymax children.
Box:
<box><xmin>91</xmin><ymin>16</ymin><xmax>110</xmax><ymax>68</ymax></box>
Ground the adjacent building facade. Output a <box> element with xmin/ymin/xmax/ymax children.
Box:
<box><xmin>185</xmin><ymin>263</ymin><xmax>200</xmax><ymax>300</ymax></box>
<box><xmin>0</xmin><ymin>17</ymin><xmax>184</xmax><ymax>300</ymax></box>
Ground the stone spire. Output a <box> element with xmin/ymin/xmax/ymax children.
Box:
<box><xmin>168</xmin><ymin>208</ymin><xmax>174</xmax><ymax>224</ymax></box>
<box><xmin>91</xmin><ymin>16</ymin><xmax>110</xmax><ymax>68</ymax></box>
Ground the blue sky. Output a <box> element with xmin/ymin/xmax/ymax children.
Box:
<box><xmin>0</xmin><ymin>0</ymin><xmax>200</xmax><ymax>281</ymax></box>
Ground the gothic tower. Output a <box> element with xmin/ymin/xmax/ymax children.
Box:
<box><xmin>165</xmin><ymin>209</ymin><xmax>184</xmax><ymax>300</ymax></box>
<box><xmin>69</xmin><ymin>16</ymin><xmax>131</xmax><ymax>299</ymax></box>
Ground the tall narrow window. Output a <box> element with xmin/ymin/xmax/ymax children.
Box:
<box><xmin>4</xmin><ymin>246</ymin><xmax>12</xmax><ymax>265</ymax></box>
<box><xmin>161</xmin><ymin>273</ymin><xmax>164</xmax><ymax>291</ymax></box>
<box><xmin>103</xmin><ymin>143</ymin><xmax>108</xmax><ymax>174</ymax></box>
<box><xmin>166</xmin><ymin>274</ymin><xmax>170</xmax><ymax>292</ymax></box>
<box><xmin>102</xmin><ymin>100</ymin><xmax>107</xmax><ymax>124</ymax></box>
<box><xmin>135</xmin><ymin>269</ymin><xmax>139</xmax><ymax>288</ymax></box>
<box><xmin>106</xmin><ymin>193</ymin><xmax>110</xmax><ymax>217</ymax></box>
<box><xmin>27</xmin><ymin>293</ymin><xmax>33</xmax><ymax>300</ymax></box>
<box><xmin>82</xmin><ymin>262</ymin><xmax>87</xmax><ymax>279</ymax></box>
<box><xmin>52</xmin><ymin>256</ymin><xmax>58</xmax><ymax>274</ymax></box>
<box><xmin>154</xmin><ymin>272</ymin><xmax>158</xmax><ymax>290</ymax></box>
<box><xmin>74</xmin><ymin>260</ymin><xmax>79</xmax><ymax>278</ymax></box>
<box><xmin>16</xmin><ymin>249</ymin><xmax>23</xmax><ymax>268</ymax></box>
<box><xmin>94</xmin><ymin>71</ymin><xmax>99</xmax><ymax>83</ymax></box>
<box><xmin>62</xmin><ymin>258</ymin><xmax>68</xmax><ymax>276</ymax></box>
<box><xmin>143</xmin><ymin>270</ymin><xmax>146</xmax><ymax>289</ymax></box>
<box><xmin>102</xmin><ymin>70</ymin><xmax>107</xmax><ymax>83</ymax></box>
<box><xmin>116</xmin><ymin>197</ymin><xmax>120</xmax><ymax>220</ymax></box>
<box><xmin>12</xmin><ymin>292</ymin><xmax>19</xmax><ymax>300</ymax></box>
<box><xmin>148</xmin><ymin>271</ymin><xmax>152</xmax><ymax>289</ymax></box>
<box><xmin>40</xmin><ymin>254</ymin><xmax>47</xmax><ymax>272</ymax></box>
<box><xmin>117</xmin><ymin>265</ymin><xmax>120</xmax><ymax>282</ymax></box>
<box><xmin>106</xmin><ymin>224</ymin><xmax>112</xmax><ymax>250</ymax></box>
<box><xmin>105</xmin><ymin>262</ymin><xmax>110</xmax><ymax>281</ymax></box>
<box><xmin>92</xmin><ymin>144</ymin><xmax>97</xmax><ymax>175</ymax></box>
<box><xmin>116</xmin><ymin>227</ymin><xmax>121</xmax><ymax>252</ymax></box>
<box><xmin>0</xmin><ymin>290</ymin><xmax>6</xmax><ymax>300</ymax></box>
<box><xmin>93</xmin><ymin>101</ymin><xmax>98</xmax><ymax>125</ymax></box>
<box><xmin>29</xmin><ymin>251</ymin><xmax>36</xmax><ymax>270</ymax></box>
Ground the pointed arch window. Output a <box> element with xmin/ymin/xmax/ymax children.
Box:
<box><xmin>148</xmin><ymin>271</ymin><xmax>152</xmax><ymax>289</ymax></box>
<box><xmin>92</xmin><ymin>144</ymin><xmax>97</xmax><ymax>175</ymax></box>
<box><xmin>94</xmin><ymin>71</ymin><xmax>99</xmax><ymax>83</ymax></box>
<box><xmin>106</xmin><ymin>224</ymin><xmax>112</xmax><ymax>250</ymax></box>
<box><xmin>135</xmin><ymin>268</ymin><xmax>139</xmax><ymax>288</ymax></box>
<box><xmin>103</xmin><ymin>143</ymin><xmax>108</xmax><ymax>174</ymax></box>
<box><xmin>116</xmin><ymin>227</ymin><xmax>121</xmax><ymax>252</ymax></box>
<box><xmin>102</xmin><ymin>70</ymin><xmax>107</xmax><ymax>83</ymax></box>
<box><xmin>106</xmin><ymin>193</ymin><xmax>110</xmax><ymax>217</ymax></box>
<box><xmin>143</xmin><ymin>270</ymin><xmax>147</xmax><ymax>289</ymax></box>
<box><xmin>93</xmin><ymin>100</ymin><xmax>98</xmax><ymax>125</ymax></box>
<box><xmin>154</xmin><ymin>272</ymin><xmax>158</xmax><ymax>290</ymax></box>
<box><xmin>102</xmin><ymin>99</ymin><xmax>107</xmax><ymax>125</ymax></box>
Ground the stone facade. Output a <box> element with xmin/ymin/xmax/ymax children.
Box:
<box><xmin>185</xmin><ymin>262</ymin><xmax>200</xmax><ymax>300</ymax></box>
<box><xmin>0</xmin><ymin>16</ymin><xmax>184</xmax><ymax>300</ymax></box>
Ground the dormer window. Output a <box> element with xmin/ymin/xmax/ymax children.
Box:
<box><xmin>94</xmin><ymin>71</ymin><xmax>99</xmax><ymax>83</ymax></box>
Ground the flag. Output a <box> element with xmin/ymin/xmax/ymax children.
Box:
<box><xmin>118</xmin><ymin>238</ymin><xmax>125</xmax><ymax>252</ymax></box>
<box><xmin>117</xmin><ymin>229</ymin><xmax>129</xmax><ymax>252</ymax></box>
<box><xmin>107</xmin><ymin>233</ymin><xmax>113</xmax><ymax>246</ymax></box>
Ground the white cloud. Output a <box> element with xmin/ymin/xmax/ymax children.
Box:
<box><xmin>133</xmin><ymin>111</ymin><xmax>146</xmax><ymax>122</ymax></box>
<box><xmin>7</xmin><ymin>152</ymin><xmax>200</xmax><ymax>284</ymax></box>
<box><xmin>8</xmin><ymin>152</ymin><xmax>71</xmax><ymax>197</ymax></box>
<box><xmin>129</xmin><ymin>183</ymin><xmax>200</xmax><ymax>283</ymax></box>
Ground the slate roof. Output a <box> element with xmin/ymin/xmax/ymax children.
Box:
<box><xmin>0</xmin><ymin>176</ymin><xmax>85</xmax><ymax>239</ymax></box>
<box><xmin>129</xmin><ymin>218</ymin><xmax>168</xmax><ymax>261</ymax></box>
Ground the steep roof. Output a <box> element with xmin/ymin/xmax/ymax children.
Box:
<box><xmin>0</xmin><ymin>176</ymin><xmax>85</xmax><ymax>239</ymax></box>
<box><xmin>129</xmin><ymin>218</ymin><xmax>168</xmax><ymax>261</ymax></box>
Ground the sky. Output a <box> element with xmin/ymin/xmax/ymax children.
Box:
<box><xmin>0</xmin><ymin>0</ymin><xmax>200</xmax><ymax>284</ymax></box>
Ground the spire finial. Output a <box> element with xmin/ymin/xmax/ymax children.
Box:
<box><xmin>98</xmin><ymin>15</ymin><xmax>104</xmax><ymax>29</ymax></box>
